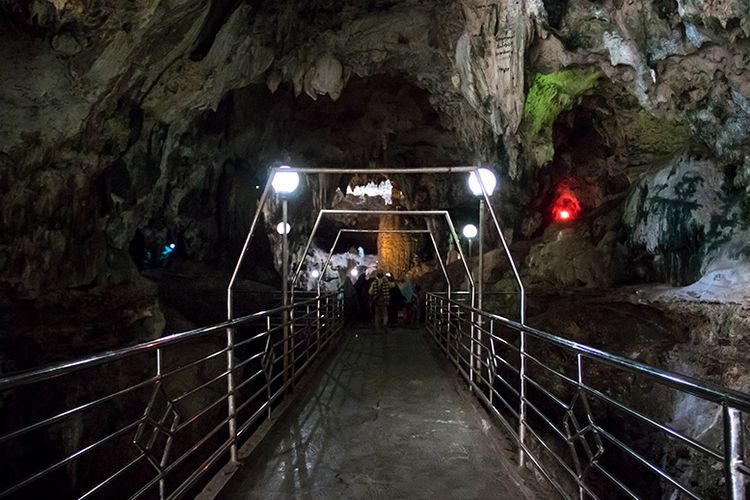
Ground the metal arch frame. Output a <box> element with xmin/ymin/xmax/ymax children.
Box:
<box><xmin>284</xmin><ymin>209</ymin><xmax>478</xmax><ymax>391</ymax></box>
<box><xmin>225</xmin><ymin>166</ymin><xmax>527</xmax><ymax>466</ymax></box>
<box><xmin>226</xmin><ymin>166</ymin><xmax>526</xmax><ymax>325</ymax></box>
<box><xmin>310</xmin><ymin>228</ymin><xmax>451</xmax><ymax>296</ymax></box>
<box><xmin>288</xmin><ymin>210</ymin><xmax>469</xmax><ymax>296</ymax></box>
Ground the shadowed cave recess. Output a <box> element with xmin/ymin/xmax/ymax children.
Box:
<box><xmin>1</xmin><ymin>0</ymin><xmax>750</xmax><ymax>498</ymax></box>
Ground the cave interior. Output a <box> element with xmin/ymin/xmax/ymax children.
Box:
<box><xmin>2</xmin><ymin>0</ymin><xmax>750</xmax><ymax>499</ymax></box>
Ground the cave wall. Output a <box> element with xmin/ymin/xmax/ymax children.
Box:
<box><xmin>2</xmin><ymin>2</ymin><xmax>750</xmax><ymax>497</ymax></box>
<box><xmin>0</xmin><ymin>0</ymin><xmax>749</xmax><ymax>375</ymax></box>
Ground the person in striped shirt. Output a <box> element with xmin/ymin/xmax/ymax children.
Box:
<box><xmin>369</xmin><ymin>270</ymin><xmax>395</xmax><ymax>333</ymax></box>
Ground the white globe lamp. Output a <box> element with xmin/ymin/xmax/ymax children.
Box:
<box><xmin>271</xmin><ymin>165</ymin><xmax>300</xmax><ymax>195</ymax></box>
<box><xmin>462</xmin><ymin>224</ymin><xmax>478</xmax><ymax>239</ymax></box>
<box><xmin>276</xmin><ymin>222</ymin><xmax>291</xmax><ymax>235</ymax></box>
<box><xmin>468</xmin><ymin>168</ymin><xmax>497</xmax><ymax>196</ymax></box>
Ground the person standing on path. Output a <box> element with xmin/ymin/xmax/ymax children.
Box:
<box><xmin>369</xmin><ymin>270</ymin><xmax>395</xmax><ymax>333</ymax></box>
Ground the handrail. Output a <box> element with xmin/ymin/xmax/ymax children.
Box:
<box><xmin>0</xmin><ymin>292</ymin><xmax>344</xmax><ymax>500</ymax></box>
<box><xmin>425</xmin><ymin>292</ymin><xmax>749</xmax><ymax>499</ymax></box>
<box><xmin>431</xmin><ymin>293</ymin><xmax>750</xmax><ymax>411</ymax></box>
<box><xmin>0</xmin><ymin>293</ymin><xmax>333</xmax><ymax>392</ymax></box>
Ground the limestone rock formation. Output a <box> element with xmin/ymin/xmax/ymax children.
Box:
<box><xmin>2</xmin><ymin>1</ymin><xmax>750</xmax><ymax>495</ymax></box>
<box><xmin>624</xmin><ymin>155</ymin><xmax>750</xmax><ymax>285</ymax></box>
<box><xmin>377</xmin><ymin>213</ymin><xmax>417</xmax><ymax>278</ymax></box>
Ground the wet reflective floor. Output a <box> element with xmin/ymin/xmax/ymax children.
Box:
<box><xmin>218</xmin><ymin>328</ymin><xmax>542</xmax><ymax>500</ymax></box>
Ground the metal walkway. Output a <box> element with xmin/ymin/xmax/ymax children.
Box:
<box><xmin>2</xmin><ymin>292</ymin><xmax>750</xmax><ymax>499</ymax></box>
<box><xmin>216</xmin><ymin>328</ymin><xmax>540</xmax><ymax>500</ymax></box>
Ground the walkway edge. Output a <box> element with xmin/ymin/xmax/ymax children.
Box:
<box><xmin>196</xmin><ymin>329</ymin><xmax>349</xmax><ymax>500</ymax></box>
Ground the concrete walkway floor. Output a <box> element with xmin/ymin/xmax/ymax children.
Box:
<box><xmin>218</xmin><ymin>328</ymin><xmax>543</xmax><ymax>500</ymax></box>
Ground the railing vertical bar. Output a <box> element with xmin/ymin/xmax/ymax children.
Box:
<box><xmin>518</xmin><ymin>327</ymin><xmax>527</xmax><ymax>468</ymax></box>
<box><xmin>226</xmin><ymin>326</ymin><xmax>238</xmax><ymax>464</ymax></box>
<box><xmin>156</xmin><ymin>348</ymin><xmax>167</xmax><ymax>500</ymax></box>
<box><xmin>266</xmin><ymin>315</ymin><xmax>273</xmax><ymax>420</ymax></box>
<box><xmin>577</xmin><ymin>353</ymin><xmax>585</xmax><ymax>500</ymax></box>
<box><xmin>724</xmin><ymin>405</ymin><xmax>746</xmax><ymax>500</ymax></box>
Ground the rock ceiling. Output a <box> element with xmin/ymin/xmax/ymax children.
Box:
<box><xmin>1</xmin><ymin>0</ymin><xmax>749</xmax><ymax>298</ymax></box>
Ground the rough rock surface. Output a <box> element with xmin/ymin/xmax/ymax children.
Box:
<box><xmin>624</xmin><ymin>154</ymin><xmax>750</xmax><ymax>285</ymax></box>
<box><xmin>2</xmin><ymin>0</ymin><xmax>750</xmax><ymax>497</ymax></box>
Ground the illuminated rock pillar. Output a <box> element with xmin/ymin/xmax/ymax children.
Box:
<box><xmin>377</xmin><ymin>213</ymin><xmax>415</xmax><ymax>279</ymax></box>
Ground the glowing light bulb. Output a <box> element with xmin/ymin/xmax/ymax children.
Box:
<box><xmin>559</xmin><ymin>210</ymin><xmax>570</xmax><ymax>220</ymax></box>
<box><xmin>271</xmin><ymin>166</ymin><xmax>300</xmax><ymax>194</ymax></box>
<box><xmin>462</xmin><ymin>224</ymin><xmax>478</xmax><ymax>239</ymax></box>
<box><xmin>276</xmin><ymin>222</ymin><xmax>291</xmax><ymax>234</ymax></box>
<box><xmin>468</xmin><ymin>168</ymin><xmax>497</xmax><ymax>196</ymax></box>
<box><xmin>311</xmin><ymin>270</ymin><xmax>320</xmax><ymax>279</ymax></box>
<box><xmin>169</xmin><ymin>243</ymin><xmax>176</xmax><ymax>249</ymax></box>
<box><xmin>350</xmin><ymin>268</ymin><xmax>359</xmax><ymax>278</ymax></box>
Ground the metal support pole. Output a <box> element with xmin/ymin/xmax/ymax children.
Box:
<box><xmin>476</xmin><ymin>200</ymin><xmax>485</xmax><ymax>389</ymax></box>
<box><xmin>228</xmin><ymin>177</ymin><xmax>273</xmax><ymax>321</ymax></box>
<box><xmin>282</xmin><ymin>199</ymin><xmax>290</xmax><ymax>390</ymax></box>
<box><xmin>472</xmin><ymin>169</ymin><xmax>527</xmax><ymax>467</ymax></box>
<box><xmin>474</xmin><ymin>169</ymin><xmax>525</xmax><ymax>324</ymax></box>
<box><xmin>519</xmin><ymin>327</ymin><xmax>527</xmax><ymax>468</ymax></box>
<box><xmin>266</xmin><ymin>315</ymin><xmax>273</xmax><ymax>420</ymax></box>
<box><xmin>467</xmin><ymin>236</ymin><xmax>475</xmax><ymax>388</ymax></box>
<box><xmin>576</xmin><ymin>353</ymin><xmax>585</xmax><ymax>500</ymax></box>
<box><xmin>724</xmin><ymin>405</ymin><xmax>746</xmax><ymax>499</ymax></box>
<box><xmin>467</xmin><ymin>239</ymin><xmax>473</xmax><ymax>288</ymax></box>
<box><xmin>156</xmin><ymin>348</ymin><xmax>166</xmax><ymax>499</ymax></box>
<box><xmin>479</xmin><ymin>199</ymin><xmax>485</xmax><ymax>311</ymax></box>
<box><xmin>226</xmin><ymin>326</ymin><xmax>238</xmax><ymax>464</ymax></box>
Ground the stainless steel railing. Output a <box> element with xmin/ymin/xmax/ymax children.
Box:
<box><xmin>0</xmin><ymin>293</ymin><xmax>343</xmax><ymax>499</ymax></box>
<box><xmin>425</xmin><ymin>292</ymin><xmax>749</xmax><ymax>499</ymax></box>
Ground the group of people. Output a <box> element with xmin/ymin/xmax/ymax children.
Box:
<box><xmin>342</xmin><ymin>270</ymin><xmax>422</xmax><ymax>332</ymax></box>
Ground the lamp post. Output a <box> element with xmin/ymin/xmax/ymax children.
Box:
<box><xmin>466</xmin><ymin>168</ymin><xmax>497</xmax><ymax>396</ymax></box>
<box><xmin>272</xmin><ymin>165</ymin><xmax>299</xmax><ymax>391</ymax></box>
<box><xmin>462</xmin><ymin>223</ymin><xmax>478</xmax><ymax>285</ymax></box>
<box><xmin>467</xmin><ymin>168</ymin><xmax>497</xmax><ymax>311</ymax></box>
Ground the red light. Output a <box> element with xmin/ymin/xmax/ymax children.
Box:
<box><xmin>551</xmin><ymin>188</ymin><xmax>580</xmax><ymax>222</ymax></box>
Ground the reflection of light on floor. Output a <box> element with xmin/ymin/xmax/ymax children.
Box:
<box><xmin>276</xmin><ymin>334</ymin><xmax>381</xmax><ymax>486</ymax></box>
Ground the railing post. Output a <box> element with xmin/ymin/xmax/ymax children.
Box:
<box><xmin>226</xmin><ymin>326</ymin><xmax>238</xmax><ymax>464</ymax></box>
<box><xmin>316</xmin><ymin>294</ymin><xmax>322</xmax><ymax>355</ymax></box>
<box><xmin>282</xmin><ymin>198</ymin><xmax>291</xmax><ymax>393</ymax></box>
<box><xmin>266</xmin><ymin>316</ymin><xmax>273</xmax><ymax>420</ymax></box>
<box><xmin>451</xmin><ymin>304</ymin><xmax>457</xmax><ymax>364</ymax></box>
<box><xmin>724</xmin><ymin>404</ymin><xmax>746</xmax><ymax>499</ymax></box>
<box><xmin>289</xmin><ymin>303</ymin><xmax>296</xmax><ymax>387</ymax></box>
<box><xmin>321</xmin><ymin>296</ymin><xmax>328</xmax><ymax>345</ymax></box>
<box><xmin>475</xmin><ymin>198</ymin><xmax>485</xmax><ymax>391</ymax></box>
<box><xmin>445</xmin><ymin>291</ymin><xmax>451</xmax><ymax>350</ymax></box>
<box><xmin>305</xmin><ymin>304</ymin><xmax>311</xmax><ymax>366</ymax></box>
<box><xmin>577</xmin><ymin>353</ymin><xmax>585</xmax><ymax>500</ymax></box>
<box><xmin>469</xmin><ymin>304</ymin><xmax>476</xmax><ymax>388</ymax></box>
<box><xmin>155</xmin><ymin>349</ymin><xmax>166</xmax><ymax>499</ymax></box>
<box><xmin>518</xmin><ymin>326</ymin><xmax>527</xmax><ymax>468</ymax></box>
